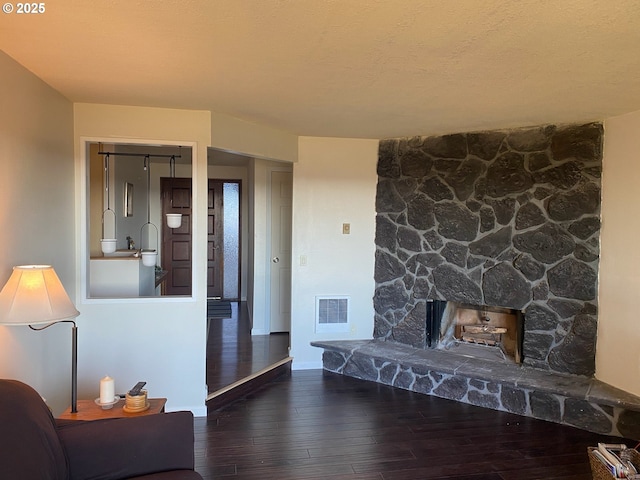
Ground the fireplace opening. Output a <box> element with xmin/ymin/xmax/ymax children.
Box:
<box><xmin>426</xmin><ymin>300</ymin><xmax>524</xmax><ymax>364</ymax></box>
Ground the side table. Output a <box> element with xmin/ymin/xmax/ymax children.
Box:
<box><xmin>58</xmin><ymin>398</ymin><xmax>167</xmax><ymax>421</ymax></box>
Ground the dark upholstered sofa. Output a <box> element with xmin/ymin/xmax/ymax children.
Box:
<box><xmin>0</xmin><ymin>379</ymin><xmax>203</xmax><ymax>480</ymax></box>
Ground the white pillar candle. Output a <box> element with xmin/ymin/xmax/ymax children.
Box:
<box><xmin>99</xmin><ymin>376</ymin><xmax>115</xmax><ymax>403</ymax></box>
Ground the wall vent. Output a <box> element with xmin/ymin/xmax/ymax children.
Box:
<box><xmin>315</xmin><ymin>296</ymin><xmax>349</xmax><ymax>333</ymax></box>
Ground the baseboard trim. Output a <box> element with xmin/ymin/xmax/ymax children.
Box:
<box><xmin>292</xmin><ymin>360</ymin><xmax>323</xmax><ymax>370</ymax></box>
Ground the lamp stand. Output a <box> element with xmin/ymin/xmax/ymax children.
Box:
<box><xmin>30</xmin><ymin>320</ymin><xmax>78</xmax><ymax>413</ymax></box>
<box><xmin>71</xmin><ymin>322</ymin><xmax>77</xmax><ymax>413</ymax></box>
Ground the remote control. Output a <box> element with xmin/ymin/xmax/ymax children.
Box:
<box><xmin>128</xmin><ymin>381</ymin><xmax>146</xmax><ymax>396</ymax></box>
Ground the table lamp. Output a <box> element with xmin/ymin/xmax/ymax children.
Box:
<box><xmin>0</xmin><ymin>265</ymin><xmax>80</xmax><ymax>412</ymax></box>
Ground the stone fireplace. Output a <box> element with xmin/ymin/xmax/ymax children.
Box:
<box><xmin>373</xmin><ymin>122</ymin><xmax>602</xmax><ymax>377</ymax></box>
<box><xmin>314</xmin><ymin>122</ymin><xmax>640</xmax><ymax>438</ymax></box>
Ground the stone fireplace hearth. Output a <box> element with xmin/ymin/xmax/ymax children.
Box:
<box><xmin>313</xmin><ymin>338</ymin><xmax>640</xmax><ymax>437</ymax></box>
<box><xmin>313</xmin><ymin>122</ymin><xmax>640</xmax><ymax>438</ymax></box>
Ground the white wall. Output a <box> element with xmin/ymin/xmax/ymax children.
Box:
<box><xmin>290</xmin><ymin>137</ymin><xmax>379</xmax><ymax>368</ymax></box>
<box><xmin>0</xmin><ymin>52</ymin><xmax>76</xmax><ymax>413</ymax></box>
<box><xmin>598</xmin><ymin>109</ymin><xmax>640</xmax><ymax>396</ymax></box>
<box><xmin>210</xmin><ymin>111</ymin><xmax>298</xmax><ymax>164</ymax></box>
<box><xmin>74</xmin><ymin>104</ymin><xmax>210</xmax><ymax>414</ymax></box>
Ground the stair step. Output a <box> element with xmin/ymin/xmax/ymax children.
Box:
<box><xmin>206</xmin><ymin>357</ymin><xmax>292</xmax><ymax>411</ymax></box>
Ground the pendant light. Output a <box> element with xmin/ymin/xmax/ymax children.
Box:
<box><xmin>140</xmin><ymin>155</ymin><xmax>158</xmax><ymax>267</ymax></box>
<box><xmin>100</xmin><ymin>153</ymin><xmax>117</xmax><ymax>254</ymax></box>
<box><xmin>165</xmin><ymin>155</ymin><xmax>183</xmax><ymax>229</ymax></box>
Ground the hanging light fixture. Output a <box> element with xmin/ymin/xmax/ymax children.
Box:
<box><xmin>100</xmin><ymin>153</ymin><xmax>117</xmax><ymax>254</ymax></box>
<box><xmin>140</xmin><ymin>155</ymin><xmax>158</xmax><ymax>267</ymax></box>
<box><xmin>165</xmin><ymin>155</ymin><xmax>182</xmax><ymax>229</ymax></box>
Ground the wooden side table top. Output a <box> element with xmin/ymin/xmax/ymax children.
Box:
<box><xmin>58</xmin><ymin>397</ymin><xmax>167</xmax><ymax>421</ymax></box>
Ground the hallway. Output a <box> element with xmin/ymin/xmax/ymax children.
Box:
<box><xmin>206</xmin><ymin>302</ymin><xmax>290</xmax><ymax>396</ymax></box>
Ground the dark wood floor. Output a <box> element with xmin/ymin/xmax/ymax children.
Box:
<box><xmin>206</xmin><ymin>302</ymin><xmax>290</xmax><ymax>394</ymax></box>
<box><xmin>197</xmin><ymin>304</ymin><xmax>631</xmax><ymax>479</ymax></box>
<box><xmin>195</xmin><ymin>370</ymin><xmax>631</xmax><ymax>479</ymax></box>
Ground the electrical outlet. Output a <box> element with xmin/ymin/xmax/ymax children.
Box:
<box><xmin>342</xmin><ymin>223</ymin><xmax>351</xmax><ymax>234</ymax></box>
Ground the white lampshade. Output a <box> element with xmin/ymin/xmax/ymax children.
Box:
<box><xmin>0</xmin><ymin>265</ymin><xmax>79</xmax><ymax>326</ymax></box>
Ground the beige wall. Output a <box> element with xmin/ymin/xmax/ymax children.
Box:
<box><xmin>290</xmin><ymin>136</ymin><xmax>379</xmax><ymax>368</ymax></box>
<box><xmin>597</xmin><ymin>110</ymin><xmax>640</xmax><ymax>396</ymax></box>
<box><xmin>210</xmin><ymin>111</ymin><xmax>298</xmax><ymax>163</ymax></box>
<box><xmin>73</xmin><ymin>103</ymin><xmax>211</xmax><ymax>413</ymax></box>
<box><xmin>70</xmin><ymin>103</ymin><xmax>300</xmax><ymax>411</ymax></box>
<box><xmin>0</xmin><ymin>52</ymin><xmax>76</xmax><ymax>413</ymax></box>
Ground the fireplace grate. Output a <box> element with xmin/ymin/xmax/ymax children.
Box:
<box><xmin>426</xmin><ymin>301</ymin><xmax>524</xmax><ymax>363</ymax></box>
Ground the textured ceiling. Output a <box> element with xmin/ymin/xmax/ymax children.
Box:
<box><xmin>1</xmin><ymin>0</ymin><xmax>640</xmax><ymax>139</ymax></box>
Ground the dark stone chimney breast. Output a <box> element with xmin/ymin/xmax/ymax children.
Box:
<box><xmin>374</xmin><ymin>123</ymin><xmax>602</xmax><ymax>376</ymax></box>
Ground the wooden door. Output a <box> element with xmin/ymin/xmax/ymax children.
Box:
<box><xmin>208</xmin><ymin>180</ymin><xmax>223</xmax><ymax>299</ymax></box>
<box><xmin>161</xmin><ymin>177</ymin><xmax>192</xmax><ymax>295</ymax></box>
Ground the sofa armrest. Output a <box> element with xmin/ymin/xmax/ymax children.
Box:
<box><xmin>57</xmin><ymin>411</ymin><xmax>196</xmax><ymax>480</ymax></box>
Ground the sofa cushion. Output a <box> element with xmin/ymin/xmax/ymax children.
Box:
<box><xmin>0</xmin><ymin>379</ymin><xmax>68</xmax><ymax>480</ymax></box>
<box><xmin>57</xmin><ymin>411</ymin><xmax>197</xmax><ymax>480</ymax></box>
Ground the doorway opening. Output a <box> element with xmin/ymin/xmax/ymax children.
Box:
<box><xmin>205</xmin><ymin>148</ymin><xmax>293</xmax><ymax>397</ymax></box>
<box><xmin>207</xmin><ymin>179</ymin><xmax>241</xmax><ymax>301</ymax></box>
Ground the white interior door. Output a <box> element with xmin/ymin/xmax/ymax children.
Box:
<box><xmin>269</xmin><ymin>171</ymin><xmax>292</xmax><ymax>333</ymax></box>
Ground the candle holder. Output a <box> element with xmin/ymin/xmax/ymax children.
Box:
<box><xmin>94</xmin><ymin>395</ymin><xmax>121</xmax><ymax>410</ymax></box>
